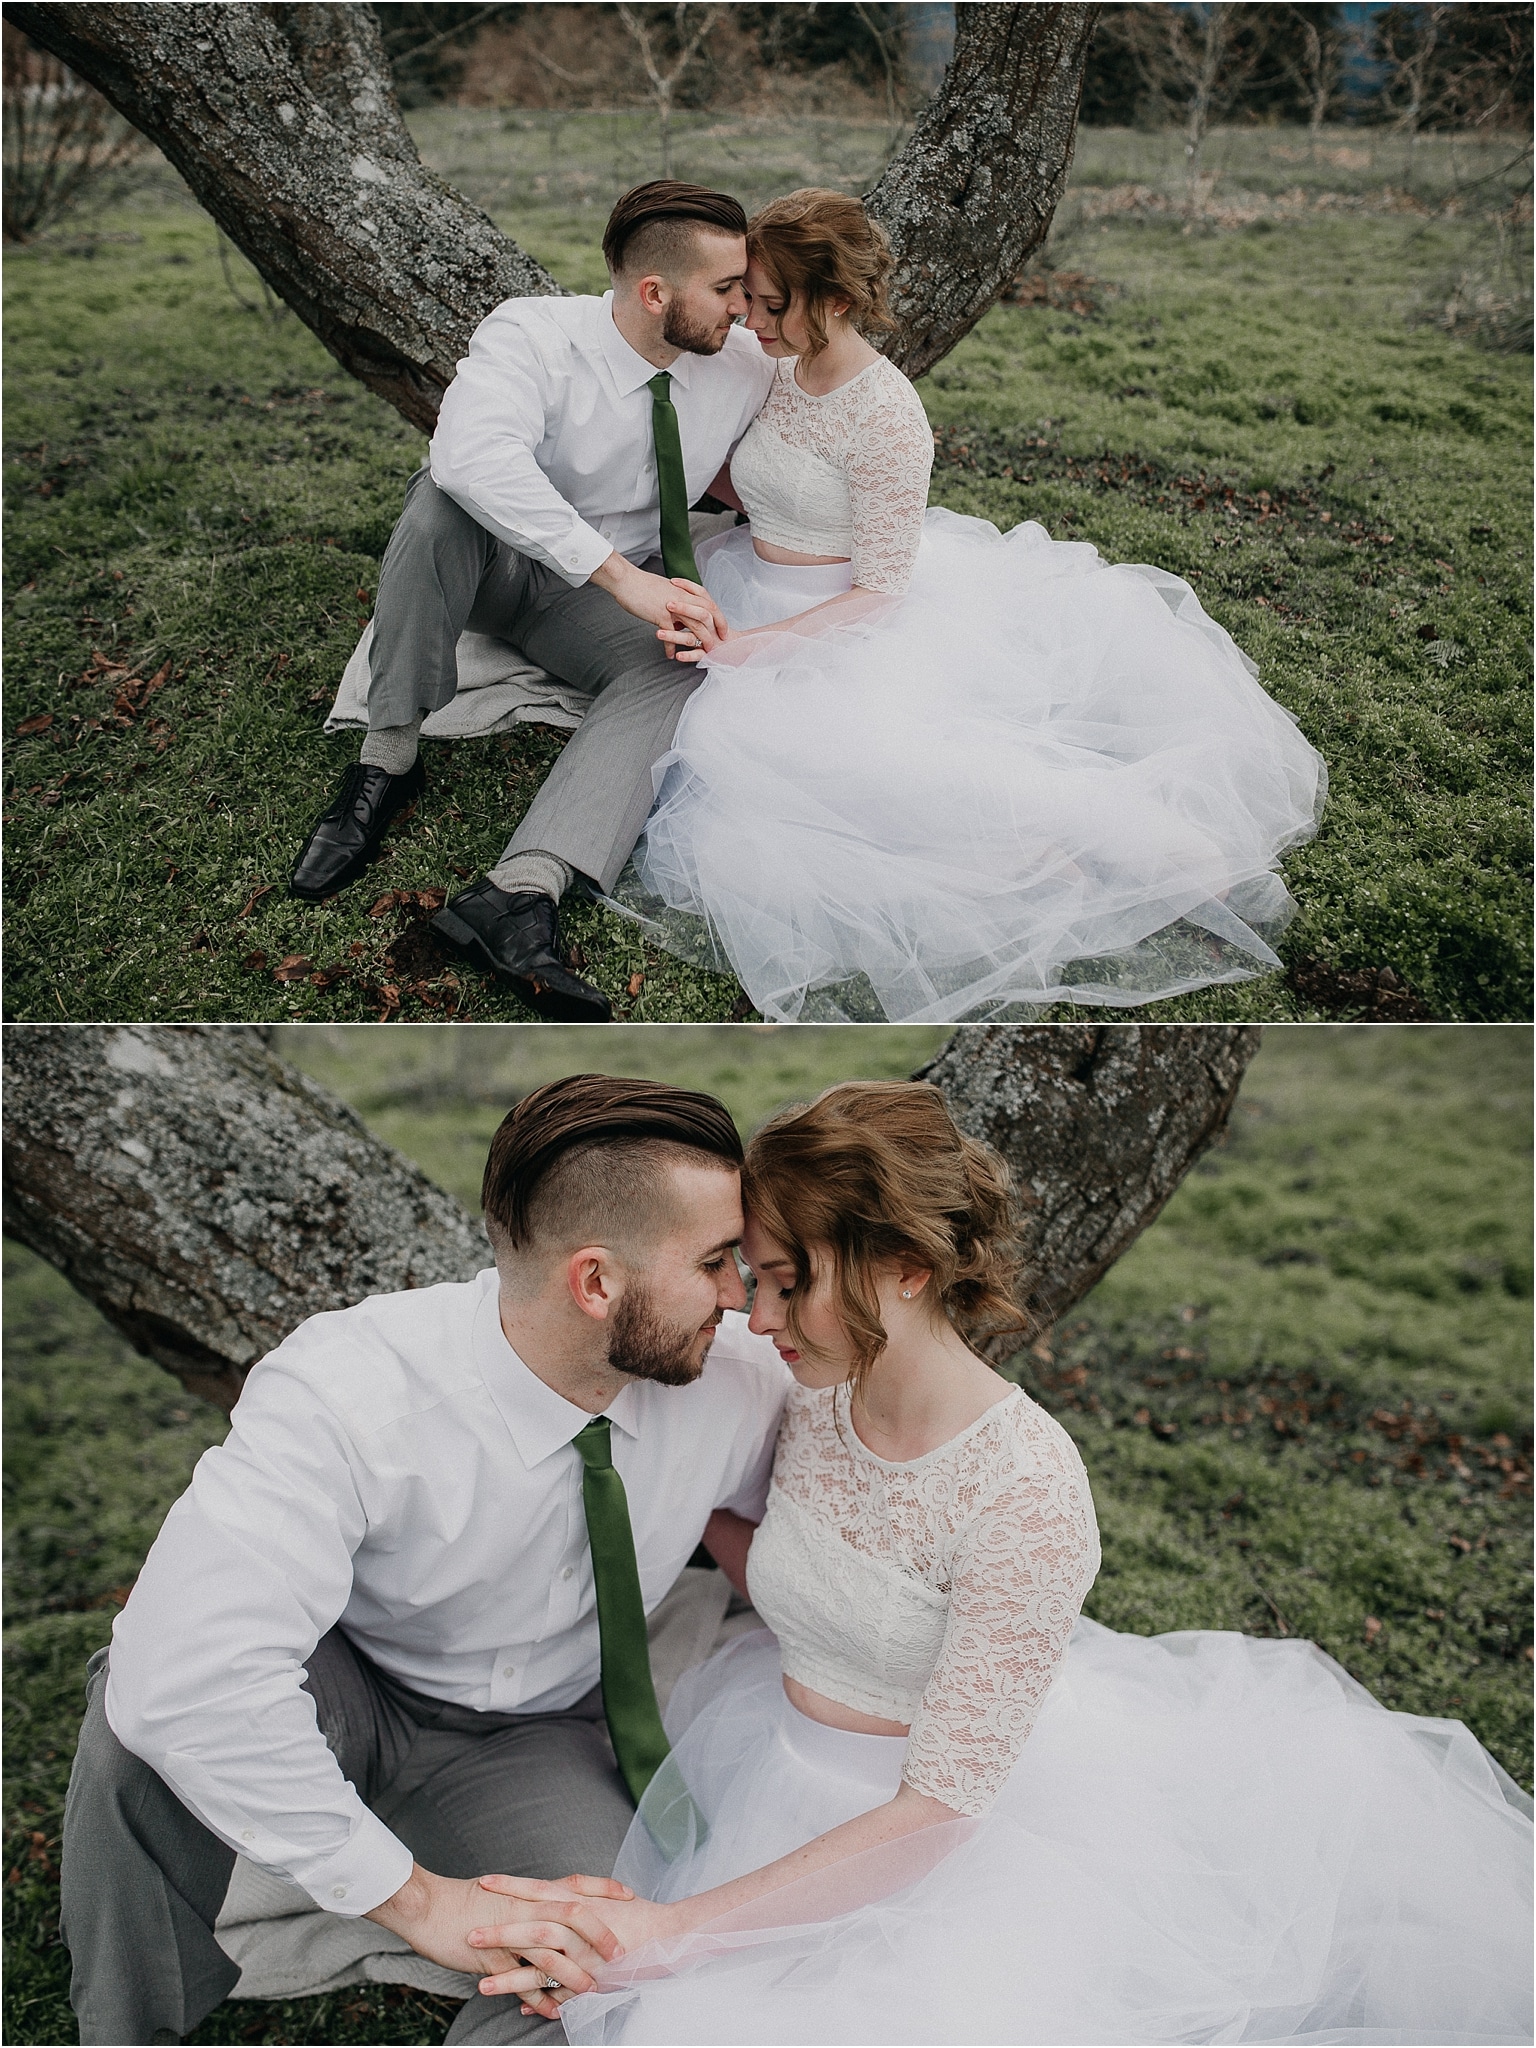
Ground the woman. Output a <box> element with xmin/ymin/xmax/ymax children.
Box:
<box><xmin>625</xmin><ymin>191</ymin><xmax>1328</xmax><ymax>1023</ymax></box>
<box><xmin>483</xmin><ymin>1082</ymin><xmax>1530</xmax><ymax>2046</ymax></box>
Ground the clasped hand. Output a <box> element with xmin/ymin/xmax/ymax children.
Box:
<box><xmin>657</xmin><ymin>579</ymin><xmax>731</xmax><ymax>665</ymax></box>
<box><xmin>367</xmin><ymin>1863</ymin><xmax>639</xmax><ymax>2018</ymax></box>
<box><xmin>471</xmin><ymin>1877</ymin><xmax>681</xmax><ymax>2021</ymax></box>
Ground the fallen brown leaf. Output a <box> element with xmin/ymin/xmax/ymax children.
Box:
<box><xmin>273</xmin><ymin>954</ymin><xmax>312</xmax><ymax>982</ymax></box>
<box><xmin>238</xmin><ymin>884</ymin><xmax>275</xmax><ymax>919</ymax></box>
<box><xmin>1364</xmin><ymin>1616</ymin><xmax>1382</xmax><ymax>1642</ymax></box>
<box><xmin>627</xmin><ymin>972</ymin><xmax>645</xmax><ymax>998</ymax></box>
<box><xmin>16</xmin><ymin>712</ymin><xmax>55</xmax><ymax>737</ymax></box>
<box><xmin>242</xmin><ymin>950</ymin><xmax>268</xmax><ymax>971</ymax></box>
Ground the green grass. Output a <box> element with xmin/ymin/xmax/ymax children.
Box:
<box><xmin>4</xmin><ymin>1021</ymin><xmax>1531</xmax><ymax>2045</ymax></box>
<box><xmin>3</xmin><ymin>117</ymin><xmax>1531</xmax><ymax>1022</ymax></box>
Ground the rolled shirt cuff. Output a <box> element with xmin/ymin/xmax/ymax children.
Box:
<box><xmin>549</xmin><ymin>519</ymin><xmax>620</xmax><ymax>586</ymax></box>
<box><xmin>275</xmin><ymin>1805</ymin><xmax>417</xmax><ymax>1918</ymax></box>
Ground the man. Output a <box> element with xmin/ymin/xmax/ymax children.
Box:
<box><xmin>288</xmin><ymin>181</ymin><xmax>775</xmax><ymax>1022</ymax></box>
<box><xmin>60</xmin><ymin>1074</ymin><xmax>789</xmax><ymax>2046</ymax></box>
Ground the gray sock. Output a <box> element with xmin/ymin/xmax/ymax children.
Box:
<box><xmin>359</xmin><ymin>713</ymin><xmax>423</xmax><ymax>775</ymax></box>
<box><xmin>488</xmin><ymin>849</ymin><xmax>573</xmax><ymax>904</ymax></box>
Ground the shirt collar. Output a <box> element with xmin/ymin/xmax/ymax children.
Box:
<box><xmin>473</xmin><ymin>1276</ymin><xmax>645</xmax><ymax>1468</ymax></box>
<box><xmin>596</xmin><ymin>291</ymin><xmax>693</xmax><ymax>398</ymax></box>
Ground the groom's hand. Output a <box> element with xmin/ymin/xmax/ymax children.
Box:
<box><xmin>366</xmin><ymin>1861</ymin><xmax>631</xmax><ymax>1998</ymax></box>
<box><xmin>591</xmin><ymin>550</ymin><xmax>726</xmax><ymax>652</ymax></box>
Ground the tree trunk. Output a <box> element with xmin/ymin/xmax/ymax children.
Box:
<box><xmin>3</xmin><ymin>1023</ymin><xmax>1258</xmax><ymax>1412</ymax></box>
<box><xmin>869</xmin><ymin>2</ymin><xmax>1100</xmax><ymax>381</ymax></box>
<box><xmin>2</xmin><ymin>0</ymin><xmax>1098</xmax><ymax>427</ymax></box>
<box><xmin>1</xmin><ymin>1026</ymin><xmax>489</xmax><ymax>1409</ymax></box>
<box><xmin>915</xmin><ymin>1024</ymin><xmax>1262</xmax><ymax>1348</ymax></box>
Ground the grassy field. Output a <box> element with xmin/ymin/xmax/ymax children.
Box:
<box><xmin>4</xmin><ymin>1021</ymin><xmax>1531</xmax><ymax>2046</ymax></box>
<box><xmin>4</xmin><ymin>119</ymin><xmax>1530</xmax><ymax>1023</ymax></box>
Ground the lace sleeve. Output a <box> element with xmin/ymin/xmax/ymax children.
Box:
<box><xmin>844</xmin><ymin>367</ymin><xmax>934</xmax><ymax>596</ymax></box>
<box><xmin>901</xmin><ymin>1419</ymin><xmax>1100</xmax><ymax>1816</ymax></box>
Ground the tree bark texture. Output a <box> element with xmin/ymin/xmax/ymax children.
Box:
<box><xmin>2</xmin><ymin>1026</ymin><xmax>489</xmax><ymax>1408</ymax></box>
<box><xmin>4</xmin><ymin>1023</ymin><xmax>1257</xmax><ymax>1411</ymax></box>
<box><xmin>869</xmin><ymin>3</ymin><xmax>1100</xmax><ymax>380</ymax></box>
<box><xmin>916</xmin><ymin>1025</ymin><xmax>1263</xmax><ymax>1347</ymax></box>
<box><xmin>4</xmin><ymin>1</ymin><xmax>1098</xmax><ymax>427</ymax></box>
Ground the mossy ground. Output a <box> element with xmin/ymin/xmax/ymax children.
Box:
<box><xmin>5</xmin><ymin>121</ymin><xmax>1529</xmax><ymax>1022</ymax></box>
<box><xmin>5</xmin><ymin>1021</ymin><xmax>1530</xmax><ymax>2045</ymax></box>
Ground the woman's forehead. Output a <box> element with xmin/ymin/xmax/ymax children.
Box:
<box><xmin>740</xmin><ymin>1214</ymin><xmax>791</xmax><ymax>1262</ymax></box>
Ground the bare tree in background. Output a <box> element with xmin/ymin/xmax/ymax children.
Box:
<box><xmin>1</xmin><ymin>22</ymin><xmax>145</xmax><ymax>241</ymax></box>
<box><xmin>617</xmin><ymin>3</ymin><xmax>720</xmax><ymax>178</ymax></box>
<box><xmin>1281</xmin><ymin>3</ymin><xmax>1352</xmax><ymax>151</ymax></box>
<box><xmin>4</xmin><ymin>1025</ymin><xmax>1260</xmax><ymax>1412</ymax></box>
<box><xmin>1119</xmin><ymin>2</ymin><xmax>1261</xmax><ymax>203</ymax></box>
<box><xmin>852</xmin><ymin>0</ymin><xmax>905</xmax><ymax>135</ymax></box>
<box><xmin>1374</xmin><ymin>2</ymin><xmax>1533</xmax><ymax>139</ymax></box>
<box><xmin>1377</xmin><ymin>1</ymin><xmax>1448</xmax><ymax>139</ymax></box>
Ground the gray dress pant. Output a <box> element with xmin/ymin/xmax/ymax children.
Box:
<box><xmin>60</xmin><ymin>1632</ymin><xmax>635</xmax><ymax>2047</ymax></box>
<box><xmin>369</xmin><ymin>468</ymin><xmax>701</xmax><ymax>894</ymax></box>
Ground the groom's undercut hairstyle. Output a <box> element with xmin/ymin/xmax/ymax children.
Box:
<box><xmin>483</xmin><ymin>1073</ymin><xmax>744</xmax><ymax>1262</ymax></box>
<box><xmin>604</xmin><ymin>180</ymin><xmax>748</xmax><ymax>282</ymax></box>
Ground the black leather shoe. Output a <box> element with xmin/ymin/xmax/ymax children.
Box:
<box><xmin>289</xmin><ymin>760</ymin><xmax>426</xmax><ymax>902</ymax></box>
<box><xmin>432</xmin><ymin>880</ymin><xmax>613</xmax><ymax>1022</ymax></box>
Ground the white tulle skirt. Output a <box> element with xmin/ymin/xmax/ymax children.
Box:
<box><xmin>561</xmin><ymin>1623</ymin><xmax>1532</xmax><ymax>2047</ymax></box>
<box><xmin>621</xmin><ymin>513</ymin><xmax>1328</xmax><ymax>1022</ymax></box>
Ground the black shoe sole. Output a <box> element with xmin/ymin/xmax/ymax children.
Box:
<box><xmin>431</xmin><ymin>908</ymin><xmax>613</xmax><ymax>1023</ymax></box>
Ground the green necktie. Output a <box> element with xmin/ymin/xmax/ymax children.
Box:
<box><xmin>647</xmin><ymin>370</ymin><xmax>701</xmax><ymax>584</ymax></box>
<box><xmin>572</xmin><ymin>1415</ymin><xmax>671</xmax><ymax>1804</ymax></box>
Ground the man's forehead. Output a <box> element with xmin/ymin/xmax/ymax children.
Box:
<box><xmin>690</xmin><ymin>229</ymin><xmax>746</xmax><ymax>280</ymax></box>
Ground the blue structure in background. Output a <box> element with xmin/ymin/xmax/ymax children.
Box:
<box><xmin>1340</xmin><ymin>1</ymin><xmax>1393</xmax><ymax>114</ymax></box>
<box><xmin>901</xmin><ymin>2</ymin><xmax>955</xmax><ymax>103</ymax></box>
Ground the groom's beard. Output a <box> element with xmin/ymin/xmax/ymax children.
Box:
<box><xmin>662</xmin><ymin>299</ymin><xmax>728</xmax><ymax>356</ymax></box>
<box><xmin>607</xmin><ymin>1282</ymin><xmax>719</xmax><ymax>1386</ymax></box>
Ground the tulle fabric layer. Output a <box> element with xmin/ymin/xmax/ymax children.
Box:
<box><xmin>562</xmin><ymin>1621</ymin><xmax>1533</xmax><ymax>2047</ymax></box>
<box><xmin>616</xmin><ymin>513</ymin><xmax>1328</xmax><ymax>1023</ymax></box>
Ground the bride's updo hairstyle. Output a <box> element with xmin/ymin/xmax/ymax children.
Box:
<box><xmin>742</xmin><ymin>1081</ymin><xmax>1026</xmax><ymax>1402</ymax></box>
<box><xmin>746</xmin><ymin>188</ymin><xmax>897</xmax><ymax>361</ymax></box>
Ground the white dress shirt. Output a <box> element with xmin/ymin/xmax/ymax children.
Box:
<box><xmin>105</xmin><ymin>1270</ymin><xmax>788</xmax><ymax>1918</ymax></box>
<box><xmin>429</xmin><ymin>292</ymin><xmax>775</xmax><ymax>585</ymax></box>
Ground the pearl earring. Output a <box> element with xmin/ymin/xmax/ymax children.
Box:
<box><xmin>901</xmin><ymin>1289</ymin><xmax>912</xmax><ymax>1298</ymax></box>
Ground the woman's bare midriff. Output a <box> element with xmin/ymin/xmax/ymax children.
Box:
<box><xmin>752</xmin><ymin>538</ymin><xmax>852</xmax><ymax>567</ymax></box>
<box><xmin>783</xmin><ymin>1673</ymin><xmax>910</xmax><ymax>1737</ymax></box>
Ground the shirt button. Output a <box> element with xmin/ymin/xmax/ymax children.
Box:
<box><xmin>560</xmin><ymin>1566</ymin><xmax>574</xmax><ymax>1582</ymax></box>
<box><xmin>332</xmin><ymin>1885</ymin><xmax>347</xmax><ymax>1900</ymax></box>
<box><xmin>503</xmin><ymin>1664</ymin><xmax>516</xmax><ymax>1678</ymax></box>
<box><xmin>241</xmin><ymin>1830</ymin><xmax>256</xmax><ymax>1843</ymax></box>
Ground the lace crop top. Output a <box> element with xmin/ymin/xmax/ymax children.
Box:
<box><xmin>730</xmin><ymin>354</ymin><xmax>935</xmax><ymax>595</ymax></box>
<box><xmin>745</xmin><ymin>1384</ymin><xmax>1100</xmax><ymax>1817</ymax></box>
